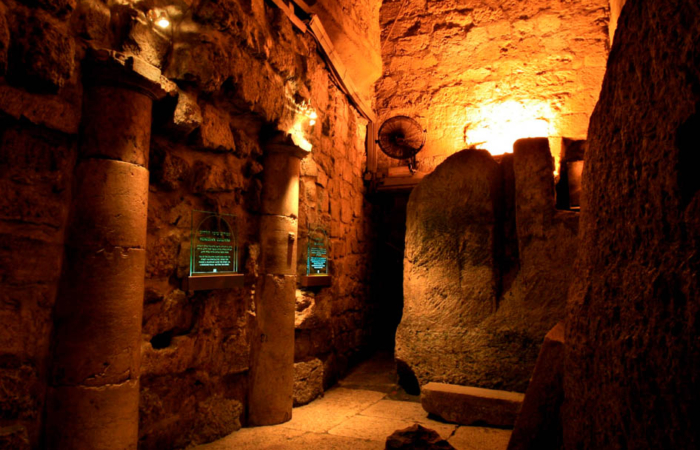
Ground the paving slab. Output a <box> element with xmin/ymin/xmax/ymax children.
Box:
<box><xmin>281</xmin><ymin>388</ymin><xmax>387</xmax><ymax>433</ymax></box>
<box><xmin>328</xmin><ymin>414</ymin><xmax>457</xmax><ymax>442</ymax></box>
<box><xmin>360</xmin><ymin>399</ymin><xmax>430</xmax><ymax>423</ymax></box>
<box><xmin>195</xmin><ymin>426</ymin><xmax>306</xmax><ymax>450</ymax></box>
<box><xmin>284</xmin><ymin>432</ymin><xmax>383</xmax><ymax>450</ymax></box>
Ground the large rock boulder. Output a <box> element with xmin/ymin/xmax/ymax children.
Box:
<box><xmin>397</xmin><ymin>142</ymin><xmax>578</xmax><ymax>393</ymax></box>
<box><xmin>397</xmin><ymin>150</ymin><xmax>503</xmax><ymax>388</ymax></box>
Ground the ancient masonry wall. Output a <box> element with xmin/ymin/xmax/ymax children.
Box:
<box><xmin>0</xmin><ymin>0</ymin><xmax>378</xmax><ymax>448</ymax></box>
<box><xmin>376</xmin><ymin>0</ymin><xmax>609</xmax><ymax>171</ymax></box>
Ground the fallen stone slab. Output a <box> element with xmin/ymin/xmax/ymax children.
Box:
<box><xmin>385</xmin><ymin>424</ymin><xmax>456</xmax><ymax>450</ymax></box>
<box><xmin>421</xmin><ymin>382</ymin><xmax>524</xmax><ymax>427</ymax></box>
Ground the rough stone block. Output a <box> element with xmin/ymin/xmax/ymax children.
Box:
<box><xmin>421</xmin><ymin>382</ymin><xmax>524</xmax><ymax>427</ymax></box>
<box><xmin>293</xmin><ymin>358</ymin><xmax>324</xmax><ymax>406</ymax></box>
<box><xmin>28</xmin><ymin>0</ymin><xmax>76</xmax><ymax>18</ymax></box>
<box><xmin>0</xmin><ymin>365</ymin><xmax>42</xmax><ymax>422</ymax></box>
<box><xmin>513</xmin><ymin>138</ymin><xmax>555</xmax><ymax>248</ymax></box>
<box><xmin>165</xmin><ymin>37</ymin><xmax>230</xmax><ymax>92</ymax></box>
<box><xmin>507</xmin><ymin>323</ymin><xmax>565</xmax><ymax>450</ymax></box>
<box><xmin>191</xmin><ymin>160</ymin><xmax>240</xmax><ymax>193</ymax></box>
<box><xmin>73</xmin><ymin>0</ymin><xmax>110</xmax><ymax>41</ymax></box>
<box><xmin>8</xmin><ymin>12</ymin><xmax>75</xmax><ymax>92</ymax></box>
<box><xmin>385</xmin><ymin>424</ymin><xmax>456</xmax><ymax>450</ymax></box>
<box><xmin>197</xmin><ymin>104</ymin><xmax>235</xmax><ymax>152</ymax></box>
<box><xmin>171</xmin><ymin>90</ymin><xmax>202</xmax><ymax>135</ymax></box>
<box><xmin>0</xmin><ymin>85</ymin><xmax>80</xmax><ymax>134</ymax></box>
<box><xmin>191</xmin><ymin>395</ymin><xmax>242</xmax><ymax>445</ymax></box>
<box><xmin>0</xmin><ymin>4</ymin><xmax>8</xmax><ymax>76</ymax></box>
<box><xmin>0</xmin><ymin>425</ymin><xmax>31</xmax><ymax>450</ymax></box>
<box><xmin>396</xmin><ymin>150</ymin><xmax>503</xmax><ymax>387</ymax></box>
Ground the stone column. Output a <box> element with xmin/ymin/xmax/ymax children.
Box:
<box><xmin>249</xmin><ymin>135</ymin><xmax>309</xmax><ymax>425</ymax></box>
<box><xmin>44</xmin><ymin>50</ymin><xmax>169</xmax><ymax>450</ymax></box>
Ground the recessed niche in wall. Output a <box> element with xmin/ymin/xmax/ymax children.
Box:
<box><xmin>183</xmin><ymin>210</ymin><xmax>245</xmax><ymax>290</ymax></box>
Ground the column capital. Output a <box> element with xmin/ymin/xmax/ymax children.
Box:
<box><xmin>83</xmin><ymin>48</ymin><xmax>177</xmax><ymax>100</ymax></box>
<box><xmin>264</xmin><ymin>131</ymin><xmax>312</xmax><ymax>159</ymax></box>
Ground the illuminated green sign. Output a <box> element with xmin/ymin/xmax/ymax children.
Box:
<box><xmin>190</xmin><ymin>210</ymin><xmax>238</xmax><ymax>276</ymax></box>
<box><xmin>306</xmin><ymin>224</ymin><xmax>329</xmax><ymax>276</ymax></box>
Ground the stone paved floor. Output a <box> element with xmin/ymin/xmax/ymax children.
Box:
<box><xmin>195</xmin><ymin>353</ymin><xmax>512</xmax><ymax>450</ymax></box>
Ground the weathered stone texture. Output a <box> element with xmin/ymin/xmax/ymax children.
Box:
<box><xmin>141</xmin><ymin>133</ymin><xmax>253</xmax><ymax>446</ymax></box>
<box><xmin>376</xmin><ymin>0</ymin><xmax>609</xmax><ymax>170</ymax></box>
<box><xmin>294</xmin><ymin>81</ymin><xmax>376</xmax><ymax>391</ymax></box>
<box><xmin>397</xmin><ymin>150</ymin><xmax>503</xmax><ymax>387</ymax></box>
<box><xmin>564</xmin><ymin>1</ymin><xmax>700</xmax><ymax>449</ymax></box>
<box><xmin>0</xmin><ymin>0</ymin><xmax>378</xmax><ymax>447</ymax></box>
<box><xmin>293</xmin><ymin>358</ymin><xmax>324</xmax><ymax>406</ymax></box>
<box><xmin>507</xmin><ymin>323</ymin><xmax>565</xmax><ymax>450</ymax></box>
<box><xmin>421</xmin><ymin>382</ymin><xmax>524</xmax><ymax>427</ymax></box>
<box><xmin>385</xmin><ymin>424</ymin><xmax>456</xmax><ymax>450</ymax></box>
<box><xmin>0</xmin><ymin>3</ymin><xmax>9</xmax><ymax>75</ymax></box>
<box><xmin>7</xmin><ymin>10</ymin><xmax>75</xmax><ymax>91</ymax></box>
<box><xmin>398</xmin><ymin>143</ymin><xmax>577</xmax><ymax>392</ymax></box>
<box><xmin>0</xmin><ymin>118</ymin><xmax>75</xmax><ymax>449</ymax></box>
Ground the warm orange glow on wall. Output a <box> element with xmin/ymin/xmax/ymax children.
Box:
<box><xmin>288</xmin><ymin>118</ymin><xmax>313</xmax><ymax>152</ymax></box>
<box><xmin>287</xmin><ymin>101</ymin><xmax>316</xmax><ymax>152</ymax></box>
<box><xmin>463</xmin><ymin>100</ymin><xmax>551</xmax><ymax>156</ymax></box>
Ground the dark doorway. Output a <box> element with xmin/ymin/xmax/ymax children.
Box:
<box><xmin>371</xmin><ymin>191</ymin><xmax>410</xmax><ymax>352</ymax></box>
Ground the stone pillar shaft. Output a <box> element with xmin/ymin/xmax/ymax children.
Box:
<box><xmin>249</xmin><ymin>140</ymin><xmax>308</xmax><ymax>426</ymax></box>
<box><xmin>44</xmin><ymin>51</ymin><xmax>167</xmax><ymax>450</ymax></box>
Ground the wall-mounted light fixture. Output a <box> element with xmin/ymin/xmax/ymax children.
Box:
<box><xmin>147</xmin><ymin>9</ymin><xmax>170</xmax><ymax>29</ymax></box>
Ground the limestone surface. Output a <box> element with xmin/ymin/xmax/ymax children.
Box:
<box><xmin>294</xmin><ymin>359</ymin><xmax>324</xmax><ymax>406</ymax></box>
<box><xmin>397</xmin><ymin>150</ymin><xmax>502</xmax><ymax>388</ymax></box>
<box><xmin>398</xmin><ymin>142</ymin><xmax>577</xmax><ymax>393</ymax></box>
<box><xmin>421</xmin><ymin>383</ymin><xmax>524</xmax><ymax>428</ymax></box>
<box><xmin>507</xmin><ymin>323</ymin><xmax>565</xmax><ymax>450</ymax></box>
<box><xmin>563</xmin><ymin>1</ymin><xmax>700</xmax><ymax>449</ymax></box>
<box><xmin>376</xmin><ymin>0</ymin><xmax>609</xmax><ymax>171</ymax></box>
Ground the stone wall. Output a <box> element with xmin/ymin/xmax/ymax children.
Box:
<box><xmin>308</xmin><ymin>0</ymin><xmax>382</xmax><ymax>106</ymax></box>
<box><xmin>0</xmin><ymin>0</ymin><xmax>379</xmax><ymax>448</ymax></box>
<box><xmin>0</xmin><ymin>1</ymin><xmax>80</xmax><ymax>447</ymax></box>
<box><xmin>294</xmin><ymin>82</ymin><xmax>376</xmax><ymax>400</ymax></box>
<box><xmin>564</xmin><ymin>1</ymin><xmax>700</xmax><ymax>448</ymax></box>
<box><xmin>376</xmin><ymin>0</ymin><xmax>609</xmax><ymax>171</ymax></box>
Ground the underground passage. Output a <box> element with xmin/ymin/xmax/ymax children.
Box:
<box><xmin>1</xmin><ymin>0</ymin><xmax>699</xmax><ymax>449</ymax></box>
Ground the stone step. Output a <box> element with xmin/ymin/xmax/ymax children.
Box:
<box><xmin>421</xmin><ymin>382</ymin><xmax>525</xmax><ymax>427</ymax></box>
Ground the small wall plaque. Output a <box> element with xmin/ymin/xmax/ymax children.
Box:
<box><xmin>185</xmin><ymin>210</ymin><xmax>244</xmax><ymax>290</ymax></box>
<box><xmin>301</xmin><ymin>223</ymin><xmax>331</xmax><ymax>287</ymax></box>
